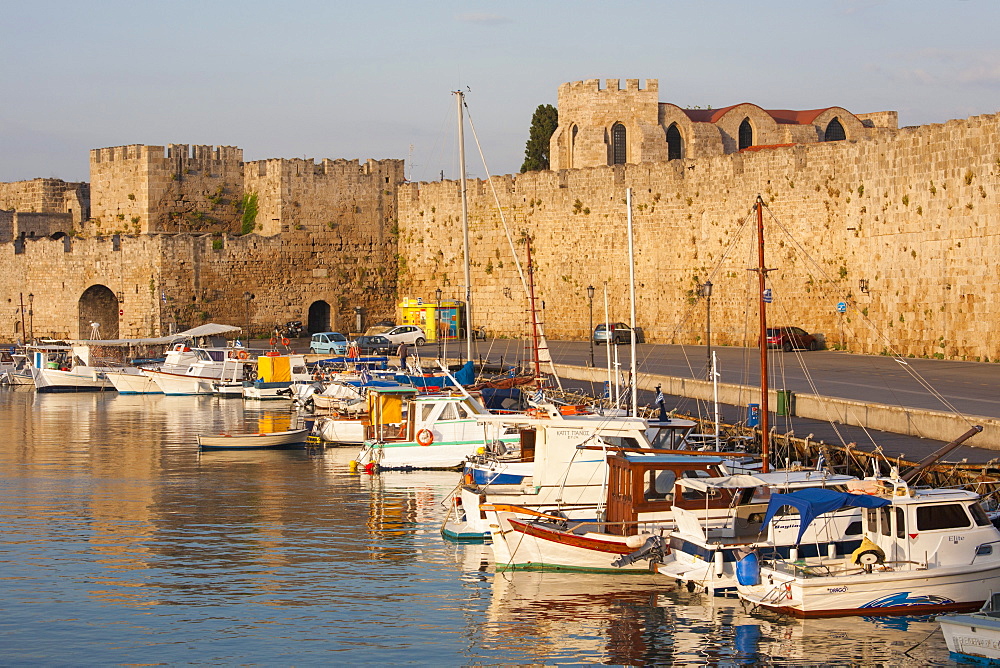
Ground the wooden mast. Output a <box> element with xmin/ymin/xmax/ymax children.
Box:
<box><xmin>755</xmin><ymin>195</ymin><xmax>771</xmax><ymax>473</ymax></box>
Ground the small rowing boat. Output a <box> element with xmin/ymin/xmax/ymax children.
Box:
<box><xmin>197</xmin><ymin>428</ymin><xmax>309</xmax><ymax>450</ymax></box>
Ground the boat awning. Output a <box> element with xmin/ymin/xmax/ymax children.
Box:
<box><xmin>175</xmin><ymin>323</ymin><xmax>241</xmax><ymax>337</ymax></box>
<box><xmin>763</xmin><ymin>487</ymin><xmax>891</xmax><ymax>544</ymax></box>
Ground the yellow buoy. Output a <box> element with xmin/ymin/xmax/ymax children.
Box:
<box><xmin>349</xmin><ymin>460</ymin><xmax>358</xmax><ymax>472</ymax></box>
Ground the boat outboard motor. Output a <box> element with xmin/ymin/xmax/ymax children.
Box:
<box><xmin>612</xmin><ymin>535</ymin><xmax>667</xmax><ymax>569</ymax></box>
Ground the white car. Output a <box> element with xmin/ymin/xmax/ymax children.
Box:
<box><xmin>382</xmin><ymin>325</ymin><xmax>426</xmax><ymax>347</ymax></box>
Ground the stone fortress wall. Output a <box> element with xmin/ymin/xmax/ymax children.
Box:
<box><xmin>397</xmin><ymin>80</ymin><xmax>1000</xmax><ymax>362</ymax></box>
<box><xmin>1</xmin><ymin>77</ymin><xmax>998</xmax><ymax>360</ymax></box>
<box><xmin>1</xmin><ymin>147</ymin><xmax>403</xmax><ymax>340</ymax></box>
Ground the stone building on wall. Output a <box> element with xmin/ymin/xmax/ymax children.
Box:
<box><xmin>549</xmin><ymin>78</ymin><xmax>899</xmax><ymax>170</ymax></box>
<box><xmin>0</xmin><ymin>178</ymin><xmax>89</xmax><ymax>243</ymax></box>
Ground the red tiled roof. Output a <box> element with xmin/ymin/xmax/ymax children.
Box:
<box><xmin>679</xmin><ymin>105</ymin><xmax>837</xmax><ymax>125</ymax></box>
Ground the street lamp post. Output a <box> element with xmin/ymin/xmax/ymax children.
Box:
<box><xmin>586</xmin><ymin>285</ymin><xmax>595</xmax><ymax>367</ymax></box>
<box><xmin>435</xmin><ymin>288</ymin><xmax>443</xmax><ymax>360</ymax></box>
<box><xmin>242</xmin><ymin>291</ymin><xmax>253</xmax><ymax>346</ymax></box>
<box><xmin>27</xmin><ymin>293</ymin><xmax>34</xmax><ymax>343</ymax></box>
<box><xmin>700</xmin><ymin>280</ymin><xmax>713</xmax><ymax>367</ymax></box>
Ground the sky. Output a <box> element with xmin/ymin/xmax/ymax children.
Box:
<box><xmin>3</xmin><ymin>0</ymin><xmax>999</xmax><ymax>184</ymax></box>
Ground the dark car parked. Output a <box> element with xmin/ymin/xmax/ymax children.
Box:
<box><xmin>765</xmin><ymin>327</ymin><xmax>819</xmax><ymax>352</ymax></box>
<box><xmin>353</xmin><ymin>335</ymin><xmax>392</xmax><ymax>355</ymax></box>
<box><xmin>593</xmin><ymin>322</ymin><xmax>645</xmax><ymax>345</ymax></box>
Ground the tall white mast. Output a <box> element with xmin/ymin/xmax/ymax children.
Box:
<box><xmin>626</xmin><ymin>188</ymin><xmax>638</xmax><ymax>417</ymax></box>
<box><xmin>455</xmin><ymin>90</ymin><xmax>473</xmax><ymax>363</ymax></box>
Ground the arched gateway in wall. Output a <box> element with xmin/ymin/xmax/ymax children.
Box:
<box><xmin>307</xmin><ymin>300</ymin><xmax>330</xmax><ymax>334</ymax></box>
<box><xmin>79</xmin><ymin>285</ymin><xmax>119</xmax><ymax>339</ymax></box>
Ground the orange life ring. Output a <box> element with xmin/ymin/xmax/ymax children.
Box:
<box><xmin>269</xmin><ymin>337</ymin><xmax>277</xmax><ymax>346</ymax></box>
<box><xmin>281</xmin><ymin>337</ymin><xmax>290</xmax><ymax>346</ymax></box>
<box><xmin>416</xmin><ymin>429</ymin><xmax>434</xmax><ymax>446</ymax></box>
<box><xmin>237</xmin><ymin>350</ymin><xmax>249</xmax><ymax>360</ymax></box>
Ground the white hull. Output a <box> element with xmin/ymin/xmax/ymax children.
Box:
<box><xmin>31</xmin><ymin>366</ymin><xmax>113</xmax><ymax>391</ymax></box>
<box><xmin>357</xmin><ymin>440</ymin><xmax>482</xmax><ymax>470</ymax></box>
<box><xmin>106</xmin><ymin>370</ymin><xmax>160</xmax><ymax>394</ymax></box>
<box><xmin>314</xmin><ymin>418</ymin><xmax>367</xmax><ymax>445</ymax></box>
<box><xmin>146</xmin><ymin>369</ymin><xmax>218</xmax><ymax>395</ymax></box>
<box><xmin>738</xmin><ymin>561</ymin><xmax>1000</xmax><ymax>617</ymax></box>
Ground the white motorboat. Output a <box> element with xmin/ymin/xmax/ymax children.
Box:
<box><xmin>146</xmin><ymin>347</ymin><xmax>247</xmax><ymax>395</ymax></box>
<box><xmin>938</xmin><ymin>593</ymin><xmax>1000</xmax><ymax>663</ymax></box>
<box><xmin>735</xmin><ymin>469</ymin><xmax>1000</xmax><ymax>617</ymax></box>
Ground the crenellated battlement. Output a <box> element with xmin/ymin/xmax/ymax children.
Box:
<box><xmin>558</xmin><ymin>78</ymin><xmax>658</xmax><ymax>96</ymax></box>
<box><xmin>91</xmin><ymin>144</ymin><xmax>243</xmax><ymax>164</ymax></box>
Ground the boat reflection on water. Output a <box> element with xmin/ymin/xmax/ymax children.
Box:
<box><xmin>482</xmin><ymin>570</ymin><xmax>950</xmax><ymax>665</ymax></box>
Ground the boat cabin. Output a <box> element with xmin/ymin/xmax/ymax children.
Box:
<box><xmin>605</xmin><ymin>452</ymin><xmax>731</xmax><ymax>536</ymax></box>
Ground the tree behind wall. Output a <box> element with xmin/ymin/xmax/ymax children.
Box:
<box><xmin>520</xmin><ymin>104</ymin><xmax>558</xmax><ymax>172</ymax></box>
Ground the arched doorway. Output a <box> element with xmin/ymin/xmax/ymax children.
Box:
<box><xmin>307</xmin><ymin>300</ymin><xmax>331</xmax><ymax>333</ymax></box>
<box><xmin>79</xmin><ymin>285</ymin><xmax>119</xmax><ymax>339</ymax></box>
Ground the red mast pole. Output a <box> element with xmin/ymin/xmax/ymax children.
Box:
<box><xmin>526</xmin><ymin>238</ymin><xmax>542</xmax><ymax>382</ymax></box>
<box><xmin>756</xmin><ymin>195</ymin><xmax>771</xmax><ymax>473</ymax></box>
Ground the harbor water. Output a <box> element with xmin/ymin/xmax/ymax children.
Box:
<box><xmin>0</xmin><ymin>389</ymin><xmax>957</xmax><ymax>665</ymax></box>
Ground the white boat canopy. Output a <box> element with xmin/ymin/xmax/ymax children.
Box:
<box><xmin>676</xmin><ymin>471</ymin><xmax>857</xmax><ymax>492</ymax></box>
<box><xmin>175</xmin><ymin>323</ymin><xmax>242</xmax><ymax>338</ymax></box>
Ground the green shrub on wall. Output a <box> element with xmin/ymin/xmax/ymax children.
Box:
<box><xmin>238</xmin><ymin>192</ymin><xmax>258</xmax><ymax>235</ymax></box>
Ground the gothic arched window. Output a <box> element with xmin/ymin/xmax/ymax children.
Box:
<box><xmin>666</xmin><ymin>123</ymin><xmax>683</xmax><ymax>160</ymax></box>
<box><xmin>611</xmin><ymin>123</ymin><xmax>627</xmax><ymax>165</ymax></box>
<box><xmin>738</xmin><ymin>118</ymin><xmax>753</xmax><ymax>150</ymax></box>
<box><xmin>570</xmin><ymin>125</ymin><xmax>578</xmax><ymax>168</ymax></box>
<box><xmin>825</xmin><ymin>117</ymin><xmax>846</xmax><ymax>141</ymax></box>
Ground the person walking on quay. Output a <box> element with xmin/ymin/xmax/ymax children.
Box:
<box><xmin>397</xmin><ymin>341</ymin><xmax>409</xmax><ymax>369</ymax></box>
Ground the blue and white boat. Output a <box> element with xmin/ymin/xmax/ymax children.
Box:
<box><xmin>736</xmin><ymin>469</ymin><xmax>1000</xmax><ymax>617</ymax></box>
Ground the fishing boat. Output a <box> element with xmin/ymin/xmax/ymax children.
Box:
<box><xmin>486</xmin><ymin>450</ymin><xmax>748</xmax><ymax>572</ymax></box>
<box><xmin>242</xmin><ymin>353</ymin><xmax>310</xmax><ymax>400</ymax></box>
<box><xmin>28</xmin><ymin>342</ymin><xmax>156</xmax><ymax>392</ymax></box>
<box><xmin>197</xmin><ymin>428</ymin><xmax>309</xmax><ymax>450</ymax></box>
<box><xmin>352</xmin><ymin>387</ymin><xmax>521</xmax><ymax>471</ymax></box>
<box><xmin>313</xmin><ymin>385</ymin><xmax>418</xmax><ymax>445</ymax></box>
<box><xmin>938</xmin><ymin>593</ymin><xmax>1000</xmax><ymax>663</ymax></box>
<box><xmin>441</xmin><ymin>408</ymin><xmax>710</xmax><ymax>541</ymax></box>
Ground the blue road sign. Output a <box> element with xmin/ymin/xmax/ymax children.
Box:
<box><xmin>837</xmin><ymin>301</ymin><xmax>847</xmax><ymax>313</ymax></box>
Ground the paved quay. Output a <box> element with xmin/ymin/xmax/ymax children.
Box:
<box><xmin>475</xmin><ymin>339</ymin><xmax>1000</xmax><ymax>466</ymax></box>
